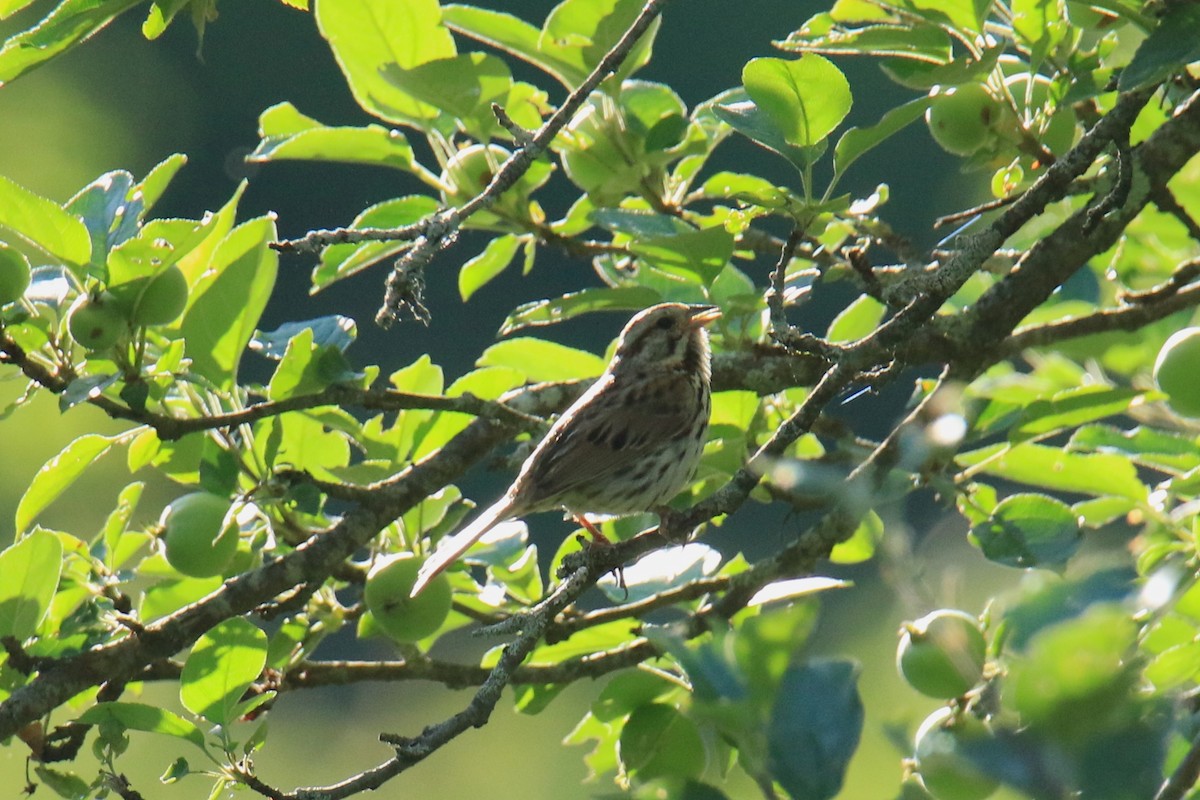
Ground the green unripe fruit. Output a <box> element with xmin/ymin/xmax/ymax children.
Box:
<box><xmin>67</xmin><ymin>294</ymin><xmax>127</xmax><ymax>351</ymax></box>
<box><xmin>926</xmin><ymin>84</ymin><xmax>1002</xmax><ymax>156</ymax></box>
<box><xmin>618</xmin><ymin>703</ymin><xmax>706</xmax><ymax>782</ymax></box>
<box><xmin>364</xmin><ymin>554</ymin><xmax>452</xmax><ymax>643</ymax></box>
<box><xmin>0</xmin><ymin>242</ymin><xmax>31</xmax><ymax>305</ymax></box>
<box><xmin>1154</xmin><ymin>327</ymin><xmax>1200</xmax><ymax>418</ymax></box>
<box><xmin>132</xmin><ymin>265</ymin><xmax>189</xmax><ymax>325</ymax></box>
<box><xmin>914</xmin><ymin>707</ymin><xmax>999</xmax><ymax>800</ymax></box>
<box><xmin>898</xmin><ymin>609</ymin><xmax>987</xmax><ymax>699</ymax></box>
<box><xmin>161</xmin><ymin>492</ymin><xmax>239</xmax><ymax>578</ymax></box>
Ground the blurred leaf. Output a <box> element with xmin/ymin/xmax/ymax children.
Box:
<box><xmin>0</xmin><ymin>0</ymin><xmax>143</xmax><ymax>83</ymax></box>
<box><xmin>779</xmin><ymin>13</ymin><xmax>953</xmax><ymax>62</ymax></box>
<box><xmin>969</xmin><ymin>493</ymin><xmax>1080</xmax><ymax>570</ymax></box>
<box><xmin>500</xmin><ymin>286</ymin><xmax>662</xmax><ymax>334</ymax></box>
<box><xmin>1003</xmin><ymin>567</ymin><xmax>1135</xmax><ymax>651</ymax></box>
<box><xmin>826</xmin><ymin>295</ymin><xmax>886</xmax><ymax>343</ymax></box>
<box><xmin>957</xmin><ymin>443</ymin><xmax>1147</xmax><ymax>500</ymax></box>
<box><xmin>1068</xmin><ymin>424</ymin><xmax>1200</xmax><ymax>474</ymax></box>
<box><xmin>32</xmin><ymin>766</ymin><xmax>91</xmax><ymax>798</ymax></box>
<box><xmin>701</xmin><ymin>171</ymin><xmax>791</xmax><ymax>206</ymax></box>
<box><xmin>1010</xmin><ymin>386</ymin><xmax>1140</xmax><ymax>441</ymax></box>
<box><xmin>592</xmin><ymin>670</ymin><xmax>676</xmax><ymax>722</ymax></box>
<box><xmin>630</xmin><ymin>226</ymin><xmax>733</xmax><ymax>286</ymax></box>
<box><xmin>619</xmin><ymin>703</ymin><xmax>705</xmax><ymax>781</ymax></box>
<box><xmin>459</xmin><ymin>233</ymin><xmax>521</xmax><ymax>301</ymax></box>
<box><xmin>0</xmin><ymin>530</ymin><xmax>63</xmax><ymax>639</ymax></box>
<box><xmin>180</xmin><ymin>214</ymin><xmax>279</xmax><ymax>390</ymax></box>
<box><xmin>479</xmin><ymin>337</ymin><xmax>605</xmax><ymax>381</ymax></box>
<box><xmin>313</xmin><ymin>195</ymin><xmax>440</xmax><ymax>290</ymax></box>
<box><xmin>0</xmin><ymin>174</ymin><xmax>91</xmax><ymax>268</ymax></box>
<box><xmin>829</xmin><ymin>510</ymin><xmax>884</xmax><ymax>564</ymax></box>
<box><xmin>743</xmin><ymin>55</ymin><xmax>852</xmax><ymax>148</ymax></box>
<box><xmin>16</xmin><ymin>433</ymin><xmax>119</xmax><ymax>533</ymax></box>
<box><xmin>78</xmin><ymin>702</ymin><xmax>208</xmax><ymax>752</ymax></box>
<box><xmin>599</xmin><ymin>543</ymin><xmax>722</xmax><ymax>603</ymax></box>
<box><xmin>314</xmin><ymin>0</ymin><xmax>456</xmax><ymax>124</ymax></box>
<box><xmin>767</xmin><ymin>659</ymin><xmax>863</xmax><ymax>800</ymax></box>
<box><xmin>748</xmin><ymin>577</ymin><xmax>851</xmax><ymax>606</ymax></box>
<box><xmin>180</xmin><ymin>617</ymin><xmax>268</xmax><ymax>726</ymax></box>
<box><xmin>1006</xmin><ymin>605</ymin><xmax>1137</xmax><ymax>737</ymax></box>
<box><xmin>1118</xmin><ymin>2</ymin><xmax>1200</xmax><ymax>91</ymax></box>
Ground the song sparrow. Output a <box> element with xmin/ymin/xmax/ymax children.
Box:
<box><xmin>411</xmin><ymin>302</ymin><xmax>720</xmax><ymax>597</ymax></box>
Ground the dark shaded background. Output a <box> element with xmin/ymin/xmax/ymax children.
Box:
<box><xmin>0</xmin><ymin>2</ymin><xmax>1013</xmax><ymax>797</ymax></box>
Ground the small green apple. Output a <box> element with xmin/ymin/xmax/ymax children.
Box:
<box><xmin>364</xmin><ymin>554</ymin><xmax>452</xmax><ymax>643</ymax></box>
<box><xmin>161</xmin><ymin>492</ymin><xmax>239</xmax><ymax>578</ymax></box>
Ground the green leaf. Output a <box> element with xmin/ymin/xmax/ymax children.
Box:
<box><xmin>180</xmin><ymin>618</ymin><xmax>268</xmax><ymax>726</ymax></box>
<box><xmin>315</xmin><ymin>0</ymin><xmax>456</xmax><ymax>124</ymax></box>
<box><xmin>0</xmin><ymin>173</ymin><xmax>91</xmax><ymax>267</ymax></box>
<box><xmin>16</xmin><ymin>433</ymin><xmax>119</xmax><ymax>533</ymax></box>
<box><xmin>382</xmin><ymin>52</ymin><xmax>512</xmax><ymax>131</ymax></box>
<box><xmin>826</xmin><ymin>295</ymin><xmax>886</xmax><ymax>343</ymax></box>
<box><xmin>0</xmin><ymin>530</ymin><xmax>63</xmax><ymax>639</ymax></box>
<box><xmin>77</xmin><ymin>702</ymin><xmax>209</xmax><ymax>752</ymax></box>
<box><xmin>833</xmin><ymin>96</ymin><xmax>929</xmax><ymax>178</ymax></box>
<box><xmin>1120</xmin><ymin>2</ymin><xmax>1200</xmax><ymax>91</ymax></box>
<box><xmin>442</xmin><ymin>4</ymin><xmax>584</xmax><ymax>87</ymax></box>
<box><xmin>829</xmin><ymin>510</ymin><xmax>883</xmax><ymax>564</ymax></box>
<box><xmin>249</xmin><ymin>120</ymin><xmax>414</xmax><ymax>172</ymax></box>
<box><xmin>0</xmin><ymin>0</ymin><xmax>143</xmax><ymax>83</ymax></box>
<box><xmin>179</xmin><ymin>214</ymin><xmax>279</xmax><ymax>389</ymax></box>
<box><xmin>541</xmin><ymin>0</ymin><xmax>659</xmax><ymax>87</ymax></box>
<box><xmin>66</xmin><ymin>170</ymin><xmax>138</xmax><ymax>264</ymax></box>
<box><xmin>742</xmin><ymin>55</ymin><xmax>852</xmax><ymax>148</ymax></box>
<box><xmin>1010</xmin><ymin>386</ymin><xmax>1141</xmax><ymax>441</ymax></box>
<box><xmin>459</xmin><ymin>234</ymin><xmax>521</xmax><ymax>301</ymax></box>
<box><xmin>1068</xmin><ymin>424</ymin><xmax>1200</xmax><ymax>474</ymax></box>
<box><xmin>265</xmin><ymin>327</ymin><xmax>359</xmax><ymax>400</ymax></box>
<box><xmin>768</xmin><ymin>659</ymin><xmax>863</xmax><ymax>800</ymax></box>
<box><xmin>314</xmin><ymin>195</ymin><xmax>440</xmax><ymax>290</ymax></box>
<box><xmin>478</xmin><ymin>337</ymin><xmax>605</xmax><ymax>382</ymax></box>
<box><xmin>712</xmin><ymin>95</ymin><xmax>825</xmax><ymax>170</ymax></box>
<box><xmin>957</xmin><ymin>443</ymin><xmax>1148</xmax><ymax>501</ymax></box>
<box><xmin>499</xmin><ymin>286</ymin><xmax>662</xmax><ymax>335</ymax></box>
<box><xmin>969</xmin><ymin>493</ymin><xmax>1081</xmax><ymax>570</ymax></box>
<box><xmin>630</xmin><ymin>226</ymin><xmax>733</xmax><ymax>287</ymax></box>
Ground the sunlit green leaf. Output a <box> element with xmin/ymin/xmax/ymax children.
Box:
<box><xmin>0</xmin><ymin>530</ymin><xmax>63</xmax><ymax>639</ymax></box>
<box><xmin>180</xmin><ymin>214</ymin><xmax>279</xmax><ymax>389</ymax></box>
<box><xmin>833</xmin><ymin>96</ymin><xmax>928</xmax><ymax>178</ymax></box>
<box><xmin>1120</xmin><ymin>2</ymin><xmax>1200</xmax><ymax>90</ymax></box>
<box><xmin>459</xmin><ymin>233</ymin><xmax>521</xmax><ymax>301</ymax></box>
<box><xmin>969</xmin><ymin>493</ymin><xmax>1080</xmax><ymax>570</ymax></box>
<box><xmin>826</xmin><ymin>295</ymin><xmax>886</xmax><ymax>343</ymax></box>
<box><xmin>500</xmin><ymin>286</ymin><xmax>662</xmax><ymax>335</ymax></box>
<box><xmin>0</xmin><ymin>0</ymin><xmax>143</xmax><ymax>83</ymax></box>
<box><xmin>0</xmin><ymin>174</ymin><xmax>91</xmax><ymax>268</ymax></box>
<box><xmin>78</xmin><ymin>702</ymin><xmax>208</xmax><ymax>752</ymax></box>
<box><xmin>313</xmin><ymin>195</ymin><xmax>440</xmax><ymax>290</ymax></box>
<box><xmin>957</xmin><ymin>443</ymin><xmax>1147</xmax><ymax>500</ymax></box>
<box><xmin>16</xmin><ymin>433</ymin><xmax>120</xmax><ymax>533</ymax></box>
<box><xmin>479</xmin><ymin>337</ymin><xmax>605</xmax><ymax>382</ymax></box>
<box><xmin>742</xmin><ymin>55</ymin><xmax>852</xmax><ymax>148</ymax></box>
<box><xmin>180</xmin><ymin>618</ymin><xmax>268</xmax><ymax>726</ymax></box>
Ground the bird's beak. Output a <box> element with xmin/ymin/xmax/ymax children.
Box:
<box><xmin>687</xmin><ymin>305</ymin><xmax>722</xmax><ymax>328</ymax></box>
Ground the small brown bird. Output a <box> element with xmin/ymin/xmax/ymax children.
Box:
<box><xmin>411</xmin><ymin>302</ymin><xmax>720</xmax><ymax>597</ymax></box>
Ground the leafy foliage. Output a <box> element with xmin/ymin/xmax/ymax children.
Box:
<box><xmin>1</xmin><ymin>0</ymin><xmax>1199</xmax><ymax>799</ymax></box>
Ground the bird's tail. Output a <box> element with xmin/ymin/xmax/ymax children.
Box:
<box><xmin>410</xmin><ymin>497</ymin><xmax>515</xmax><ymax>597</ymax></box>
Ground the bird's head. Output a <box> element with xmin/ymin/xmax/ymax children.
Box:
<box><xmin>610</xmin><ymin>302</ymin><xmax>721</xmax><ymax>376</ymax></box>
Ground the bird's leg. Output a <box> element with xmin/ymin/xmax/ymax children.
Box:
<box><xmin>574</xmin><ymin>515</ymin><xmax>612</xmax><ymax>545</ymax></box>
<box><xmin>572</xmin><ymin>515</ymin><xmax>627</xmax><ymax>599</ymax></box>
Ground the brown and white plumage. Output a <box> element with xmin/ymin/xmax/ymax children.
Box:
<box><xmin>410</xmin><ymin>302</ymin><xmax>720</xmax><ymax>597</ymax></box>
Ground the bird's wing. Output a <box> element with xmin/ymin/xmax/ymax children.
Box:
<box><xmin>515</xmin><ymin>372</ymin><xmax>700</xmax><ymax>509</ymax></box>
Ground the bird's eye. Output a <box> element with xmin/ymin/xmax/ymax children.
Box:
<box><xmin>655</xmin><ymin>316</ymin><xmax>673</xmax><ymax>330</ymax></box>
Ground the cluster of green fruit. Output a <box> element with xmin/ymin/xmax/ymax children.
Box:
<box><xmin>897</xmin><ymin>609</ymin><xmax>998</xmax><ymax>800</ymax></box>
<box><xmin>924</xmin><ymin>73</ymin><xmax>1074</xmax><ymax>160</ymax></box>
<box><xmin>67</xmin><ymin>264</ymin><xmax>189</xmax><ymax>351</ymax></box>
